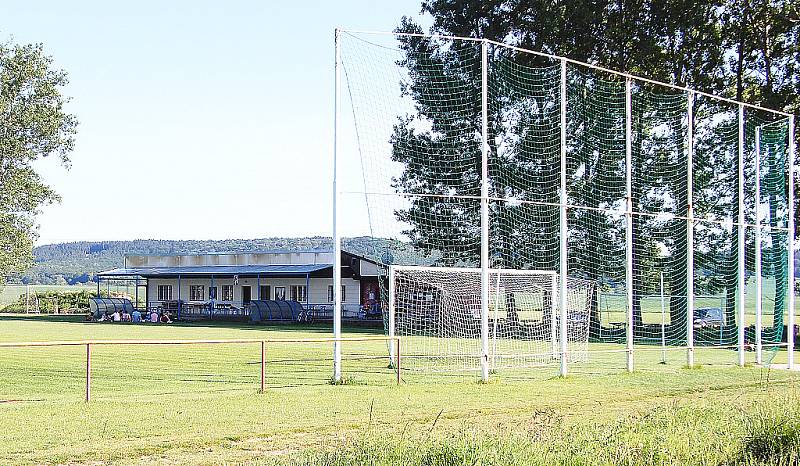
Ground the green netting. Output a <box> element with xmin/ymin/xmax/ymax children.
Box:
<box><xmin>752</xmin><ymin>116</ymin><xmax>790</xmax><ymax>363</ymax></box>
<box><xmin>338</xmin><ymin>31</ymin><xmax>793</xmax><ymax>375</ymax></box>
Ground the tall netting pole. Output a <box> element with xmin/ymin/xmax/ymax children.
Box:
<box><xmin>559</xmin><ymin>59</ymin><xmax>569</xmax><ymax>377</ymax></box>
<box><xmin>625</xmin><ymin>78</ymin><xmax>634</xmax><ymax>373</ymax></box>
<box><xmin>550</xmin><ymin>274</ymin><xmax>558</xmax><ymax>359</ymax></box>
<box><xmin>332</xmin><ymin>28</ymin><xmax>342</xmax><ymax>382</ymax></box>
<box><xmin>789</xmin><ymin>115</ymin><xmax>796</xmax><ymax>369</ymax></box>
<box><xmin>755</xmin><ymin>126</ymin><xmax>763</xmax><ymax>365</ymax></box>
<box><xmin>480</xmin><ymin>39</ymin><xmax>490</xmax><ymax>382</ymax></box>
<box><xmin>686</xmin><ymin>91</ymin><xmax>695</xmax><ymax>367</ymax></box>
<box><xmin>388</xmin><ymin>266</ymin><xmax>396</xmax><ymax>364</ymax></box>
<box><xmin>737</xmin><ymin>104</ymin><xmax>746</xmax><ymax>367</ymax></box>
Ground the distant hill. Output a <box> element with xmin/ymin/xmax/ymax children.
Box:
<box><xmin>13</xmin><ymin>237</ymin><xmax>798</xmax><ymax>286</ymax></box>
<box><xmin>12</xmin><ymin>237</ymin><xmax>431</xmax><ymax>285</ymax></box>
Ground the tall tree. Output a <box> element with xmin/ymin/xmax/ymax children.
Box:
<box><xmin>394</xmin><ymin>0</ymin><xmax>726</xmax><ymax>327</ymax></box>
<box><xmin>0</xmin><ymin>41</ymin><xmax>77</xmax><ymax>283</ymax></box>
<box><xmin>391</xmin><ymin>0</ymin><xmax>798</xmax><ymax>338</ymax></box>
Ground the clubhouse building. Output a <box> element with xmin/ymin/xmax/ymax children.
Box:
<box><xmin>97</xmin><ymin>249</ymin><xmax>382</xmax><ymax>321</ymax></box>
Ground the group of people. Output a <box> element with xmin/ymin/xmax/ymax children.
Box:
<box><xmin>95</xmin><ymin>309</ymin><xmax>172</xmax><ymax>324</ymax></box>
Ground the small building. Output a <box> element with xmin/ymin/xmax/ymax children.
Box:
<box><xmin>96</xmin><ymin>249</ymin><xmax>382</xmax><ymax>321</ymax></box>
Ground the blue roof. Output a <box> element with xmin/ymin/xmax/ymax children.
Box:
<box><xmin>98</xmin><ymin>264</ymin><xmax>331</xmax><ymax>277</ymax></box>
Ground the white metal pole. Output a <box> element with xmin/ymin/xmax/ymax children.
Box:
<box><xmin>625</xmin><ymin>78</ymin><xmax>634</xmax><ymax>373</ymax></box>
<box><xmin>737</xmin><ymin>104</ymin><xmax>746</xmax><ymax>367</ymax></box>
<box><xmin>492</xmin><ymin>272</ymin><xmax>501</xmax><ymax>370</ymax></box>
<box><xmin>661</xmin><ymin>271</ymin><xmax>666</xmax><ymax>364</ymax></box>
<box><xmin>597</xmin><ymin>287</ymin><xmax>602</xmax><ymax>340</ymax></box>
<box><xmin>551</xmin><ymin>273</ymin><xmax>558</xmax><ymax>359</ymax></box>
<box><xmin>755</xmin><ymin>126</ymin><xmax>763</xmax><ymax>364</ymax></box>
<box><xmin>788</xmin><ymin>115</ymin><xmax>796</xmax><ymax>369</ymax></box>
<box><xmin>687</xmin><ymin>91</ymin><xmax>695</xmax><ymax>367</ymax></box>
<box><xmin>480</xmin><ymin>39</ymin><xmax>490</xmax><ymax>382</ymax></box>
<box><xmin>559</xmin><ymin>59</ymin><xmax>569</xmax><ymax>377</ymax></box>
<box><xmin>388</xmin><ymin>266</ymin><xmax>396</xmax><ymax>364</ymax></box>
<box><xmin>332</xmin><ymin>28</ymin><xmax>343</xmax><ymax>382</ymax></box>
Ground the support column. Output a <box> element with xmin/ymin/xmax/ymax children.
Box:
<box><xmin>559</xmin><ymin>59</ymin><xmax>569</xmax><ymax>377</ymax></box>
<box><xmin>788</xmin><ymin>115</ymin><xmax>796</xmax><ymax>369</ymax></box>
<box><xmin>687</xmin><ymin>91</ymin><xmax>695</xmax><ymax>367</ymax></box>
<box><xmin>479</xmin><ymin>39</ymin><xmax>490</xmax><ymax>382</ymax></box>
<box><xmin>737</xmin><ymin>104</ymin><xmax>746</xmax><ymax>367</ymax></box>
<box><xmin>210</xmin><ymin>275</ymin><xmax>215</xmax><ymax>319</ymax></box>
<box><xmin>625</xmin><ymin>78</ymin><xmax>634</xmax><ymax>373</ymax></box>
<box><xmin>177</xmin><ymin>274</ymin><xmax>182</xmax><ymax>320</ymax></box>
<box><xmin>755</xmin><ymin>127</ymin><xmax>763</xmax><ymax>364</ymax></box>
<box><xmin>332</xmin><ymin>28</ymin><xmax>343</xmax><ymax>382</ymax></box>
<box><xmin>305</xmin><ymin>273</ymin><xmax>310</xmax><ymax>309</ymax></box>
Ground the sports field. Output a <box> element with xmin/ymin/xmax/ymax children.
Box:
<box><xmin>2</xmin><ymin>315</ymin><xmax>800</xmax><ymax>464</ymax></box>
<box><xmin>0</xmin><ymin>284</ymin><xmax>96</xmax><ymax>312</ymax></box>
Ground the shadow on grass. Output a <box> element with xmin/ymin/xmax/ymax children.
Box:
<box><xmin>0</xmin><ymin>314</ymin><xmax>383</xmax><ymax>335</ymax></box>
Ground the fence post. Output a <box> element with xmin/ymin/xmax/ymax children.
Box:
<box><xmin>85</xmin><ymin>343</ymin><xmax>92</xmax><ymax>402</ymax></box>
<box><xmin>260</xmin><ymin>340</ymin><xmax>266</xmax><ymax>393</ymax></box>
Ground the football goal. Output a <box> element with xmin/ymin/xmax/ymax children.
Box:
<box><xmin>388</xmin><ymin>266</ymin><xmax>593</xmax><ymax>373</ymax></box>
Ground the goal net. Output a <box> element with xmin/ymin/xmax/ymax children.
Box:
<box><xmin>389</xmin><ymin>266</ymin><xmax>593</xmax><ymax>372</ymax></box>
<box><xmin>336</xmin><ymin>29</ymin><xmax>793</xmax><ymax>375</ymax></box>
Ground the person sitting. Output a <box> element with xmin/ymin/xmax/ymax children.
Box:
<box><xmin>111</xmin><ymin>310</ymin><xmax>121</xmax><ymax>322</ymax></box>
<box><xmin>98</xmin><ymin>313</ymin><xmax>109</xmax><ymax>322</ymax></box>
<box><xmin>132</xmin><ymin>309</ymin><xmax>142</xmax><ymax>323</ymax></box>
<box><xmin>122</xmin><ymin>310</ymin><xmax>132</xmax><ymax>322</ymax></box>
<box><xmin>160</xmin><ymin>312</ymin><xmax>172</xmax><ymax>324</ymax></box>
<box><xmin>150</xmin><ymin>310</ymin><xmax>159</xmax><ymax>323</ymax></box>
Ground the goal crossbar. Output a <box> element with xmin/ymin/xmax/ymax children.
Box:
<box><xmin>390</xmin><ymin>265</ymin><xmax>557</xmax><ymax>276</ymax></box>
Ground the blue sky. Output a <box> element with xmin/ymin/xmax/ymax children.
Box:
<box><xmin>4</xmin><ymin>1</ymin><xmax>430</xmax><ymax>245</ymax></box>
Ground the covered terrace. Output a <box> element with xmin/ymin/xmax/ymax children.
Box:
<box><xmin>96</xmin><ymin>263</ymin><xmax>336</xmax><ymax>320</ymax></box>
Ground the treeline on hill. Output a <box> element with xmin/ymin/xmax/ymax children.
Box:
<box><xmin>7</xmin><ymin>237</ymin><xmax>427</xmax><ymax>285</ymax></box>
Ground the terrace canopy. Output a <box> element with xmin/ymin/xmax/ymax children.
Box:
<box><xmin>96</xmin><ymin>264</ymin><xmax>333</xmax><ymax>318</ymax></box>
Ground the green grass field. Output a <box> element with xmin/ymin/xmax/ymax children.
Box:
<box><xmin>2</xmin><ymin>315</ymin><xmax>800</xmax><ymax>464</ymax></box>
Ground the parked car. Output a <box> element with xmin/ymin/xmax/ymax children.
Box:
<box><xmin>694</xmin><ymin>307</ymin><xmax>724</xmax><ymax>328</ymax></box>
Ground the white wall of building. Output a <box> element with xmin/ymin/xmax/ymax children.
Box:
<box><xmin>147</xmin><ymin>276</ymin><xmax>360</xmax><ymax>306</ymax></box>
